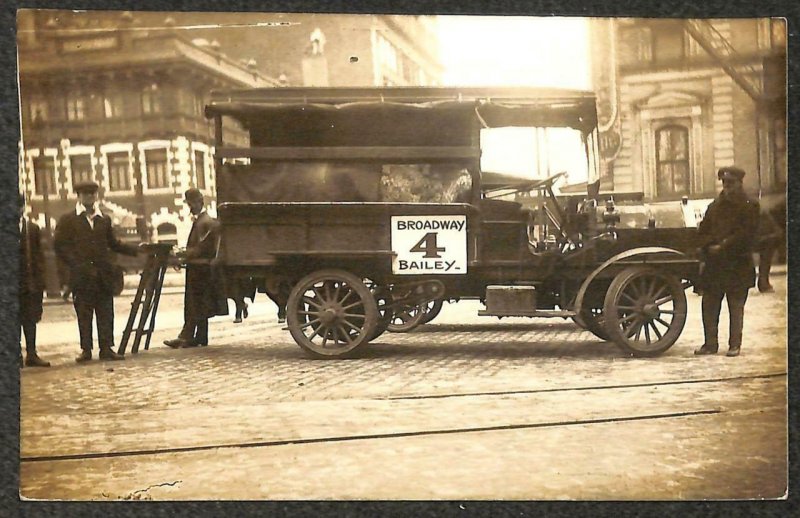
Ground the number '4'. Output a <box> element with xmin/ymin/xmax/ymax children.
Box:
<box><xmin>410</xmin><ymin>232</ymin><xmax>445</xmax><ymax>258</ymax></box>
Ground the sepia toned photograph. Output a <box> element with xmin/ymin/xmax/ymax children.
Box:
<box><xmin>16</xmin><ymin>10</ymin><xmax>787</xmax><ymax>500</ymax></box>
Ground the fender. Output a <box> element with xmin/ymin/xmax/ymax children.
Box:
<box><xmin>573</xmin><ymin>246</ymin><xmax>686</xmax><ymax>315</ymax></box>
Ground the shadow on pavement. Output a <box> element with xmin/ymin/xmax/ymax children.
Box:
<box><xmin>411</xmin><ymin>322</ymin><xmax>579</xmax><ymax>333</ymax></box>
<box><xmin>212</xmin><ymin>339</ymin><xmax>626</xmax><ymax>361</ymax></box>
<box><xmin>361</xmin><ymin>340</ymin><xmax>623</xmax><ymax>360</ymax></box>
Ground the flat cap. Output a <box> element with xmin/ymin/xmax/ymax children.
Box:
<box><xmin>74</xmin><ymin>181</ymin><xmax>100</xmax><ymax>194</ymax></box>
<box><xmin>184</xmin><ymin>187</ymin><xmax>204</xmax><ymax>202</ymax></box>
<box><xmin>717</xmin><ymin>166</ymin><xmax>746</xmax><ymax>181</ymax></box>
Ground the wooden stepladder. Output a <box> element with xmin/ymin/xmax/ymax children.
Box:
<box><xmin>118</xmin><ymin>243</ymin><xmax>175</xmax><ymax>355</ymax></box>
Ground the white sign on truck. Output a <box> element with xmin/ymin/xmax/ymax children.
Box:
<box><xmin>390</xmin><ymin>215</ymin><xmax>468</xmax><ymax>275</ymax></box>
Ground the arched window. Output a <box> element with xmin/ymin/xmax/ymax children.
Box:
<box><xmin>655</xmin><ymin>125</ymin><xmax>690</xmax><ymax>196</ymax></box>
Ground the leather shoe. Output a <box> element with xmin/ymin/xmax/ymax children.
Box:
<box><xmin>758</xmin><ymin>284</ymin><xmax>774</xmax><ymax>293</ymax></box>
<box><xmin>233</xmin><ymin>317</ymin><xmax>243</xmax><ymax>324</ymax></box>
<box><xmin>164</xmin><ymin>338</ymin><xmax>189</xmax><ymax>349</ymax></box>
<box><xmin>25</xmin><ymin>354</ymin><xmax>51</xmax><ymax>368</ymax></box>
<box><xmin>99</xmin><ymin>349</ymin><xmax>125</xmax><ymax>361</ymax></box>
<box><xmin>726</xmin><ymin>347</ymin><xmax>741</xmax><ymax>357</ymax></box>
<box><xmin>694</xmin><ymin>345</ymin><xmax>718</xmax><ymax>355</ymax></box>
<box><xmin>181</xmin><ymin>341</ymin><xmax>199</xmax><ymax>348</ymax></box>
<box><xmin>75</xmin><ymin>350</ymin><xmax>92</xmax><ymax>363</ymax></box>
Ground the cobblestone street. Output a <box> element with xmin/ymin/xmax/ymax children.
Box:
<box><xmin>20</xmin><ymin>273</ymin><xmax>787</xmax><ymax>500</ymax></box>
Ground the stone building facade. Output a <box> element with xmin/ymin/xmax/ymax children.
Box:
<box><xmin>589</xmin><ymin>18</ymin><xmax>786</xmax><ymax>202</ymax></box>
<box><xmin>169</xmin><ymin>12</ymin><xmax>443</xmax><ymax>88</ymax></box>
<box><xmin>17</xmin><ymin>10</ymin><xmax>443</xmax><ymax>253</ymax></box>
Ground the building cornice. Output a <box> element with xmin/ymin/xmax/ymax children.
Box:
<box><xmin>19</xmin><ymin>32</ymin><xmax>280</xmax><ymax>88</ymax></box>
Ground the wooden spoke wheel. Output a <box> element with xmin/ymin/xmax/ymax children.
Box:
<box><xmin>387</xmin><ymin>302</ymin><xmax>425</xmax><ymax>333</ymax></box>
<box><xmin>576</xmin><ymin>306</ymin><xmax>612</xmax><ymax>341</ymax></box>
<box><xmin>368</xmin><ymin>284</ymin><xmax>393</xmax><ymax>341</ymax></box>
<box><xmin>419</xmin><ymin>299</ymin><xmax>444</xmax><ymax>325</ymax></box>
<box><xmin>286</xmin><ymin>270</ymin><xmax>378</xmax><ymax>358</ymax></box>
<box><xmin>603</xmin><ymin>267</ymin><xmax>687</xmax><ymax>357</ymax></box>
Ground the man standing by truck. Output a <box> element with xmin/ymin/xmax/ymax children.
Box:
<box><xmin>164</xmin><ymin>188</ymin><xmax>228</xmax><ymax>348</ymax></box>
<box><xmin>694</xmin><ymin>167</ymin><xmax>760</xmax><ymax>357</ymax></box>
<box><xmin>54</xmin><ymin>181</ymin><xmax>141</xmax><ymax>362</ymax></box>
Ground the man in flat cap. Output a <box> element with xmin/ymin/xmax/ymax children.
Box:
<box><xmin>54</xmin><ymin>181</ymin><xmax>142</xmax><ymax>362</ymax></box>
<box><xmin>694</xmin><ymin>166</ymin><xmax>760</xmax><ymax>357</ymax></box>
<box><xmin>164</xmin><ymin>188</ymin><xmax>227</xmax><ymax>349</ymax></box>
<box><xmin>18</xmin><ymin>193</ymin><xmax>50</xmax><ymax>368</ymax></box>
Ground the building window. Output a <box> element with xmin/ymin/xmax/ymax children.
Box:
<box><xmin>193</xmin><ymin>150</ymin><xmax>206</xmax><ymax>189</ymax></box>
<box><xmin>418</xmin><ymin>68</ymin><xmax>427</xmax><ymax>86</ymax></box>
<box><xmin>378</xmin><ymin>34</ymin><xmax>398</xmax><ymax>73</ymax></box>
<box><xmin>71</xmin><ymin>154</ymin><xmax>94</xmax><ymax>187</ymax></box>
<box><xmin>651</xmin><ymin>22</ymin><xmax>685</xmax><ymax>63</ymax></box>
<box><xmin>103</xmin><ymin>94</ymin><xmax>124</xmax><ymax>119</ymax></box>
<box><xmin>33</xmin><ymin>155</ymin><xmax>57</xmax><ymax>196</ymax></box>
<box><xmin>145</xmin><ymin>148</ymin><xmax>170</xmax><ymax>189</ymax></box>
<box><xmin>141</xmin><ymin>83</ymin><xmax>161</xmax><ymax>115</ymax></box>
<box><xmin>107</xmin><ymin>152</ymin><xmax>132</xmax><ymax>191</ymax></box>
<box><xmin>619</xmin><ymin>26</ymin><xmax>653</xmax><ymax>65</ymax></box>
<box><xmin>66</xmin><ymin>93</ymin><xmax>86</xmax><ymax>121</ymax></box>
<box><xmin>655</xmin><ymin>125</ymin><xmax>690</xmax><ymax>196</ymax></box>
<box><xmin>195</xmin><ymin>93</ymin><xmax>205</xmax><ymax>116</ymax></box>
<box><xmin>400</xmin><ymin>55</ymin><xmax>416</xmax><ymax>83</ymax></box>
<box><xmin>29</xmin><ymin>97</ymin><xmax>48</xmax><ymax>123</ymax></box>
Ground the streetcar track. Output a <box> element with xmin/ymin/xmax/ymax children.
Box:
<box><xmin>21</xmin><ymin>408</ymin><xmax>721</xmax><ymax>464</ymax></box>
<box><xmin>384</xmin><ymin>372</ymin><xmax>786</xmax><ymax>401</ymax></box>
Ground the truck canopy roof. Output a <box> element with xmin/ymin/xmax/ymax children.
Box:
<box><xmin>206</xmin><ymin>86</ymin><xmax>598</xmax><ymax>134</ymax></box>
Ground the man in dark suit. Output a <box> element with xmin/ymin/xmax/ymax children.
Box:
<box><xmin>694</xmin><ymin>167</ymin><xmax>760</xmax><ymax>357</ymax></box>
<box><xmin>54</xmin><ymin>181</ymin><xmax>141</xmax><ymax>362</ymax></box>
<box><xmin>164</xmin><ymin>188</ymin><xmax>228</xmax><ymax>348</ymax></box>
<box><xmin>19</xmin><ymin>194</ymin><xmax>50</xmax><ymax>368</ymax></box>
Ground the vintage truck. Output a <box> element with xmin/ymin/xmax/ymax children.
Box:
<box><xmin>204</xmin><ymin>86</ymin><xmax>699</xmax><ymax>358</ymax></box>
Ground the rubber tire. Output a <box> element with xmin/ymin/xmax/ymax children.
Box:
<box><xmin>286</xmin><ymin>269</ymin><xmax>378</xmax><ymax>358</ymax></box>
<box><xmin>603</xmin><ymin>266</ymin><xmax>687</xmax><ymax>357</ymax></box>
<box><xmin>420</xmin><ymin>299</ymin><xmax>444</xmax><ymax>325</ymax></box>
<box><xmin>368</xmin><ymin>286</ymin><xmax>393</xmax><ymax>341</ymax></box>
<box><xmin>577</xmin><ymin>307</ymin><xmax>612</xmax><ymax>341</ymax></box>
<box><xmin>387</xmin><ymin>303</ymin><xmax>426</xmax><ymax>333</ymax></box>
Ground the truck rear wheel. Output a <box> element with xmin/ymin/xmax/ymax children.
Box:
<box><xmin>368</xmin><ymin>285</ymin><xmax>393</xmax><ymax>341</ymax></box>
<box><xmin>420</xmin><ymin>299</ymin><xmax>444</xmax><ymax>325</ymax></box>
<box><xmin>603</xmin><ymin>267</ymin><xmax>687</xmax><ymax>356</ymax></box>
<box><xmin>286</xmin><ymin>269</ymin><xmax>378</xmax><ymax>358</ymax></box>
<box><xmin>387</xmin><ymin>303</ymin><xmax>425</xmax><ymax>333</ymax></box>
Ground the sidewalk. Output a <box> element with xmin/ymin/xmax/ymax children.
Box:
<box><xmin>44</xmin><ymin>271</ymin><xmax>185</xmax><ymax>305</ymax></box>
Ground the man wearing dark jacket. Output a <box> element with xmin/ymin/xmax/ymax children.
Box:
<box><xmin>54</xmin><ymin>181</ymin><xmax>141</xmax><ymax>362</ymax></box>
<box><xmin>19</xmin><ymin>194</ymin><xmax>50</xmax><ymax>368</ymax></box>
<box><xmin>694</xmin><ymin>167</ymin><xmax>760</xmax><ymax>357</ymax></box>
<box><xmin>164</xmin><ymin>188</ymin><xmax>228</xmax><ymax>348</ymax></box>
